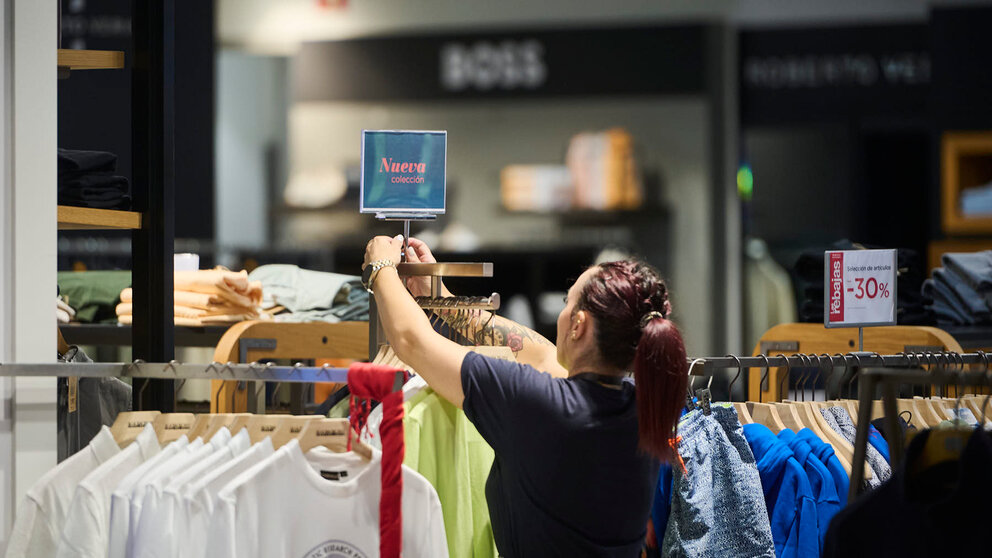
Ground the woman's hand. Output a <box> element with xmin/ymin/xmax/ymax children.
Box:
<box><xmin>402</xmin><ymin>237</ymin><xmax>448</xmax><ymax>297</ymax></box>
<box><xmin>363</xmin><ymin>235</ymin><xmax>404</xmax><ymax>270</ymax></box>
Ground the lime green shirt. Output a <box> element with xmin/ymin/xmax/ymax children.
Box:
<box><xmin>405</xmin><ymin>389</ymin><xmax>497</xmax><ymax>558</ymax></box>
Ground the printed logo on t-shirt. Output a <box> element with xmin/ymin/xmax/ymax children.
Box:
<box><xmin>302</xmin><ymin>540</ymin><xmax>367</xmax><ymax>558</ymax></box>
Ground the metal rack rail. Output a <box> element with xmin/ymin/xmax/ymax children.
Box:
<box><xmin>3</xmin><ymin>349</ymin><xmax>989</xmax><ymax>383</ymax></box>
<box><xmin>0</xmin><ymin>362</ymin><xmax>353</xmax><ymax>383</ymax></box>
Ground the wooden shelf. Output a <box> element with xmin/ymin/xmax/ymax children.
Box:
<box><xmin>941</xmin><ymin>131</ymin><xmax>992</xmax><ymax>235</ymax></box>
<box><xmin>58</xmin><ymin>206</ymin><xmax>141</xmax><ymax>230</ymax></box>
<box><xmin>57</xmin><ymin>49</ymin><xmax>124</xmax><ymax>70</ymax></box>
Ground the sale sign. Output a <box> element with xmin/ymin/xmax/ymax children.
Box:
<box><xmin>823</xmin><ymin>249</ymin><xmax>897</xmax><ymax>328</ymax></box>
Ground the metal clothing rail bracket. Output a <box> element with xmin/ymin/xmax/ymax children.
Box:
<box><xmin>237</xmin><ymin>337</ymin><xmax>278</xmax><ymax>413</ymax></box>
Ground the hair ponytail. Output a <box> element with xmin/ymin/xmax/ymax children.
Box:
<box><xmin>633</xmin><ymin>318</ymin><xmax>688</xmax><ymax>462</ymax></box>
<box><xmin>576</xmin><ymin>260</ymin><xmax>688</xmax><ymax>464</ymax></box>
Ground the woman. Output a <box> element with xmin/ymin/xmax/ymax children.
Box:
<box><xmin>363</xmin><ymin>235</ymin><xmax>689</xmax><ymax>557</ymax></box>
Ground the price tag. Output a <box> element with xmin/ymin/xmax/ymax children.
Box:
<box><xmin>824</xmin><ymin>249</ymin><xmax>897</xmax><ymax>328</ymax></box>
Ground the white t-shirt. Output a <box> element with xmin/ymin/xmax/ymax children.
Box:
<box><xmin>4</xmin><ymin>426</ymin><xmax>120</xmax><ymax>558</ymax></box>
<box><xmin>126</xmin><ymin>429</ymin><xmax>230</xmax><ymax>557</ymax></box>
<box><xmin>129</xmin><ymin>429</ymin><xmax>251</xmax><ymax>558</ymax></box>
<box><xmin>107</xmin><ymin>436</ymin><xmax>190</xmax><ymax>558</ymax></box>
<box><xmin>361</xmin><ymin>375</ymin><xmax>428</xmax><ymax>448</ymax></box>
<box><xmin>182</xmin><ymin>438</ymin><xmax>275</xmax><ymax>558</ymax></box>
<box><xmin>55</xmin><ymin>424</ymin><xmax>160</xmax><ymax>558</ymax></box>
<box><xmin>206</xmin><ymin>439</ymin><xmax>448</xmax><ymax>558</ymax></box>
<box><xmin>124</xmin><ymin>437</ymin><xmax>204</xmax><ymax>550</ymax></box>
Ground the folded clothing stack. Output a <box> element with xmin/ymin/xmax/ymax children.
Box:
<box><xmin>116</xmin><ymin>268</ymin><xmax>264</xmax><ymax>327</ymax></box>
<box><xmin>58</xmin><ymin>271</ymin><xmax>133</xmax><ymax>324</ymax></box>
<box><xmin>58</xmin><ymin>149</ymin><xmax>130</xmax><ymax>210</ymax></box>
<box><xmin>792</xmin><ymin>240</ymin><xmax>930</xmax><ymax>325</ymax></box>
<box><xmin>248</xmin><ymin>264</ymin><xmax>369</xmax><ymax>323</ymax></box>
<box><xmin>923</xmin><ymin>251</ymin><xmax>992</xmax><ymax>326</ymax></box>
<box><xmin>565</xmin><ymin>127</ymin><xmax>644</xmax><ymax>210</ymax></box>
<box><xmin>960</xmin><ymin>181</ymin><xmax>992</xmax><ymax>217</ymax></box>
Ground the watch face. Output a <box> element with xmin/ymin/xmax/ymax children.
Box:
<box><xmin>362</xmin><ymin>265</ymin><xmax>374</xmax><ymax>287</ymax></box>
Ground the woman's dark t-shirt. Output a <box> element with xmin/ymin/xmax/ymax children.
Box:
<box><xmin>460</xmin><ymin>351</ymin><xmax>659</xmax><ymax>557</ymax></box>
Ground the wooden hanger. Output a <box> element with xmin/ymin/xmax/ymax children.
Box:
<box><xmin>747</xmin><ymin>402</ymin><xmax>788</xmax><ymax>433</ymax></box>
<box><xmin>792</xmin><ymin>400</ymin><xmax>867</xmax><ymax>480</ymax></box>
<box><xmin>901</xmin><ymin>398</ymin><xmax>934</xmax><ymax>428</ymax></box>
<box><xmin>110</xmin><ymin>411</ymin><xmax>161</xmax><ymax>448</ymax></box>
<box><xmin>201</xmin><ymin>413</ymin><xmax>240</xmax><ymax>440</ymax></box>
<box><xmin>911</xmin><ymin>396</ymin><xmax>945</xmax><ymax>425</ymax></box>
<box><xmin>771</xmin><ymin>402</ymin><xmax>805</xmax><ymax>432</ymax></box>
<box><xmin>150</xmin><ymin>413</ymin><xmax>196</xmax><ymax>444</ymax></box>
<box><xmin>245</xmin><ymin>414</ymin><xmax>288</xmax><ymax>445</ymax></box>
<box><xmin>732</xmin><ymin>402</ymin><xmax>754</xmax><ymax>424</ymax></box>
<box><xmin>297</xmin><ymin>418</ymin><xmax>373</xmax><ymax>460</ymax></box>
<box><xmin>962</xmin><ymin>396</ymin><xmax>986</xmax><ymax>423</ymax></box>
<box><xmin>270</xmin><ymin>416</ymin><xmax>322</xmax><ymax>448</ymax></box>
<box><xmin>869</xmin><ymin>400</ymin><xmax>886</xmax><ymax>421</ymax></box>
<box><xmin>838</xmin><ymin>399</ymin><xmax>859</xmax><ymax>421</ymax></box>
<box><xmin>186</xmin><ymin>414</ymin><xmax>212</xmax><ymax>441</ymax></box>
<box><xmin>228</xmin><ymin>413</ymin><xmax>253</xmax><ymax>434</ymax></box>
<box><xmin>933</xmin><ymin>398</ymin><xmax>957</xmax><ymax>422</ymax></box>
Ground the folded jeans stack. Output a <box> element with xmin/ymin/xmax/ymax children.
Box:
<box><xmin>58</xmin><ymin>149</ymin><xmax>131</xmax><ymax>210</ymax></box>
<box><xmin>116</xmin><ymin>268</ymin><xmax>264</xmax><ymax>327</ymax></box>
<box><xmin>922</xmin><ymin>251</ymin><xmax>992</xmax><ymax>326</ymax></box>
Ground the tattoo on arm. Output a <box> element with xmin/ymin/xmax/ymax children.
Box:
<box><xmin>434</xmin><ymin>310</ymin><xmax>554</xmax><ymax>355</ymax></box>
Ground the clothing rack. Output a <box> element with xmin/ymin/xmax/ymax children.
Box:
<box><xmin>2</xmin><ymin>349</ymin><xmax>988</xmax><ymax>382</ymax></box>
<box><xmin>850</xmin><ymin>366</ymin><xmax>992</xmax><ymax>499</ymax></box>
<box><xmin>684</xmin><ymin>351</ymin><xmax>985</xmax><ymax>371</ymax></box>
<box><xmin>0</xmin><ymin>361</ymin><xmax>404</xmax><ymax>388</ymax></box>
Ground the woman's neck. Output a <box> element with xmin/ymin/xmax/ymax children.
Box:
<box><xmin>566</xmin><ymin>355</ymin><xmax>624</xmax><ymax>379</ymax></box>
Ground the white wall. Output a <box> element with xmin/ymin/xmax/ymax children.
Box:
<box><xmin>0</xmin><ymin>0</ymin><xmax>57</xmax><ymax>541</ymax></box>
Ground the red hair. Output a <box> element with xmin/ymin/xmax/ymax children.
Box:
<box><xmin>576</xmin><ymin>260</ymin><xmax>688</xmax><ymax>462</ymax></box>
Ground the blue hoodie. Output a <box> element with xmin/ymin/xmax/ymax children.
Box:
<box><xmin>743</xmin><ymin>423</ymin><xmax>819</xmax><ymax>558</ymax></box>
<box><xmin>778</xmin><ymin>429</ymin><xmax>842</xmax><ymax>549</ymax></box>
<box><xmin>650</xmin><ymin>464</ymin><xmax>672</xmax><ymax>548</ymax></box>
<box><xmin>867</xmin><ymin>424</ymin><xmax>890</xmax><ymax>464</ymax></box>
<box><xmin>795</xmin><ymin>428</ymin><xmax>850</xmax><ymax>507</ymax></box>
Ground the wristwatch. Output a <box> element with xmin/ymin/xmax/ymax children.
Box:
<box><xmin>362</xmin><ymin>259</ymin><xmax>396</xmax><ymax>293</ymax></box>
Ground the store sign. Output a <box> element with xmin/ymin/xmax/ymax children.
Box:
<box><xmin>740</xmin><ymin>24</ymin><xmax>930</xmax><ymax>124</ymax></box>
<box><xmin>294</xmin><ymin>25</ymin><xmax>706</xmax><ymax>101</ymax></box>
<box><xmin>440</xmin><ymin>40</ymin><xmax>547</xmax><ymax>92</ymax></box>
<box><xmin>824</xmin><ymin>249</ymin><xmax>897</xmax><ymax>328</ymax></box>
<box><xmin>360</xmin><ymin>130</ymin><xmax>446</xmax><ymax>216</ymax></box>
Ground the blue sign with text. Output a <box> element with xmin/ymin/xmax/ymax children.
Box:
<box><xmin>360</xmin><ymin>130</ymin><xmax>446</xmax><ymax>216</ymax></box>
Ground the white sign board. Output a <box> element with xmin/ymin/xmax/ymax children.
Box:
<box><xmin>824</xmin><ymin>249</ymin><xmax>898</xmax><ymax>328</ymax></box>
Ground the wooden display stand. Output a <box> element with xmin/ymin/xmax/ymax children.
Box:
<box><xmin>210</xmin><ymin>321</ymin><xmax>368</xmax><ymax>413</ymax></box>
<box><xmin>748</xmin><ymin>323</ymin><xmax>965</xmax><ymax>402</ymax></box>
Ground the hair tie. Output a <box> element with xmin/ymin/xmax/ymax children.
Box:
<box><xmin>640</xmin><ymin>311</ymin><xmax>665</xmax><ymax>328</ymax></box>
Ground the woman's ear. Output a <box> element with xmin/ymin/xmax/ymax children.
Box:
<box><xmin>572</xmin><ymin>309</ymin><xmax>590</xmax><ymax>341</ymax></box>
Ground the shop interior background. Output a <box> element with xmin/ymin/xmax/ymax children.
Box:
<box><xmin>55</xmin><ymin>0</ymin><xmax>992</xmax><ymax>403</ymax></box>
